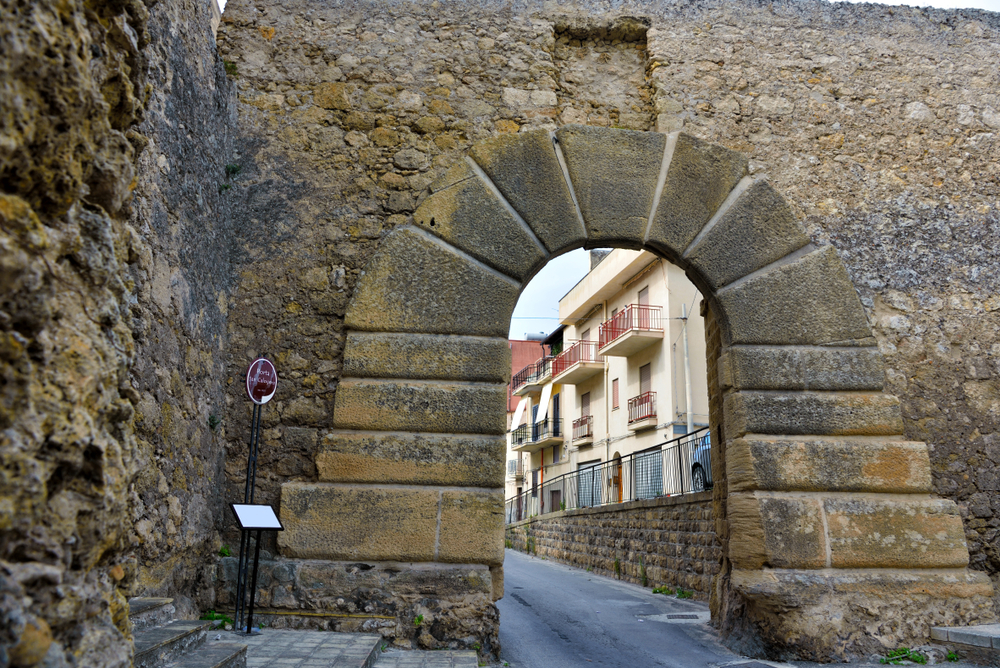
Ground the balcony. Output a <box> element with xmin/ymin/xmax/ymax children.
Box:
<box><xmin>598</xmin><ymin>304</ymin><xmax>664</xmax><ymax>358</ymax></box>
<box><xmin>572</xmin><ymin>415</ymin><xmax>593</xmax><ymax>446</ymax></box>
<box><xmin>510</xmin><ymin>418</ymin><xmax>564</xmax><ymax>453</ymax></box>
<box><xmin>507</xmin><ymin>459</ymin><xmax>524</xmax><ymax>479</ymax></box>
<box><xmin>628</xmin><ymin>391</ymin><xmax>657</xmax><ymax>431</ymax></box>
<box><xmin>551</xmin><ymin>341</ymin><xmax>603</xmax><ymax>386</ymax></box>
<box><xmin>512</xmin><ymin>356</ymin><xmax>553</xmax><ymax>396</ymax></box>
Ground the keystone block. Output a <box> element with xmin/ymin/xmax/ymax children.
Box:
<box><xmin>469</xmin><ymin>130</ymin><xmax>586</xmax><ymax>253</ymax></box>
<box><xmin>343</xmin><ymin>332</ymin><xmax>511</xmax><ymax>383</ymax></box>
<box><xmin>555</xmin><ymin>124</ymin><xmax>665</xmax><ymax>246</ymax></box>
<box><xmin>718</xmin><ymin>345</ymin><xmax>885</xmax><ymax>392</ymax></box>
<box><xmin>724</xmin><ymin>390</ymin><xmax>904</xmax><ymax>437</ymax></box>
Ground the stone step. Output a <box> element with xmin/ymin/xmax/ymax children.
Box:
<box><xmin>931</xmin><ymin>624</ymin><xmax>1000</xmax><ymax>649</ymax></box>
<box><xmin>129</xmin><ymin>597</ymin><xmax>177</xmax><ymax>632</ymax></box>
<box><xmin>240</xmin><ymin>629</ymin><xmax>383</xmax><ymax>668</ymax></box>
<box><xmin>373</xmin><ymin>649</ymin><xmax>478</xmax><ymax>668</ymax></box>
<box><xmin>135</xmin><ymin>620</ymin><xmax>215</xmax><ymax>668</ymax></box>
<box><xmin>166</xmin><ymin>642</ymin><xmax>247</xmax><ymax>668</ymax></box>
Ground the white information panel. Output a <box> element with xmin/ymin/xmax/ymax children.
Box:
<box><xmin>231</xmin><ymin>504</ymin><xmax>283</xmax><ymax>531</ymax></box>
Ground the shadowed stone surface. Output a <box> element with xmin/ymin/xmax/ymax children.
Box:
<box><xmin>317</xmin><ymin>431</ymin><xmax>505</xmax><ymax>487</ymax></box>
<box><xmin>343</xmin><ymin>228</ymin><xmax>518</xmax><ymax>337</ymax></box>
<box><xmin>555</xmin><ymin>124</ymin><xmax>665</xmax><ymax>246</ymax></box>
<box><xmin>718</xmin><ymin>346</ymin><xmax>885</xmax><ymax>391</ymax></box>
<box><xmin>825</xmin><ymin>497</ymin><xmax>969</xmax><ymax>568</ymax></box>
<box><xmin>727</xmin><ymin>437</ymin><xmax>932</xmax><ymax>493</ymax></box>
<box><xmin>724</xmin><ymin>391</ymin><xmax>904</xmax><ymax>437</ymax></box>
<box><xmin>333</xmin><ymin>379</ymin><xmax>506</xmax><ymax>434</ymax></box>
<box><xmin>646</xmin><ymin>133</ymin><xmax>748</xmax><ymax>260</ymax></box>
<box><xmin>278</xmin><ymin>483</ymin><xmax>439</xmax><ymax>561</ymax></box>
<box><xmin>716</xmin><ymin>245</ymin><xmax>874</xmax><ymax>346</ymax></box>
<box><xmin>469</xmin><ymin>129</ymin><xmax>585</xmax><ymax>253</ymax></box>
<box><xmin>685</xmin><ymin>180</ymin><xmax>810</xmax><ymax>290</ymax></box>
<box><xmin>438</xmin><ymin>490</ymin><xmax>505</xmax><ymax>565</ymax></box>
<box><xmin>727</xmin><ymin>494</ymin><xmax>826</xmax><ymax>569</ymax></box>
<box><xmin>343</xmin><ymin>332</ymin><xmax>510</xmax><ymax>383</ymax></box>
<box><xmin>412</xmin><ymin>175</ymin><xmax>547</xmax><ymax>281</ymax></box>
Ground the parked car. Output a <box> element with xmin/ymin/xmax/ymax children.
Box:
<box><xmin>689</xmin><ymin>431</ymin><xmax>712</xmax><ymax>492</ymax></box>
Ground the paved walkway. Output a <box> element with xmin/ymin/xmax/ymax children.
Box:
<box><xmin>375</xmin><ymin>649</ymin><xmax>478</xmax><ymax>668</ymax></box>
<box><xmin>238</xmin><ymin>629</ymin><xmax>382</xmax><ymax>668</ymax></box>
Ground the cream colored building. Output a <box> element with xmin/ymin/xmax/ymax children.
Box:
<box><xmin>505</xmin><ymin>250</ymin><xmax>710</xmax><ymax>519</ymax></box>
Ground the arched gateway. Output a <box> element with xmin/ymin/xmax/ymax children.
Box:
<box><xmin>278</xmin><ymin>126</ymin><xmax>993</xmax><ymax>660</ymax></box>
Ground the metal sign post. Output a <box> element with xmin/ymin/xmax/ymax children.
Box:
<box><xmin>231</xmin><ymin>504</ymin><xmax>283</xmax><ymax>636</ymax></box>
<box><xmin>233</xmin><ymin>358</ymin><xmax>277</xmax><ymax>635</ymax></box>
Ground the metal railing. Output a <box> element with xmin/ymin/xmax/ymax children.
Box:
<box><xmin>507</xmin><ymin>459</ymin><xmax>524</xmax><ymax>477</ymax></box>
<box><xmin>511</xmin><ymin>356</ymin><xmax>554</xmax><ymax>393</ymax></box>
<box><xmin>504</xmin><ymin>427</ymin><xmax>711</xmax><ymax>523</ymax></box>
<box><xmin>628</xmin><ymin>391</ymin><xmax>656</xmax><ymax>423</ymax></box>
<box><xmin>598</xmin><ymin>304</ymin><xmax>663</xmax><ymax>349</ymax></box>
<box><xmin>552</xmin><ymin>340</ymin><xmax>599</xmax><ymax>377</ymax></box>
<box><xmin>510</xmin><ymin>418</ymin><xmax>562</xmax><ymax>449</ymax></box>
<box><xmin>572</xmin><ymin>415</ymin><xmax>593</xmax><ymax>441</ymax></box>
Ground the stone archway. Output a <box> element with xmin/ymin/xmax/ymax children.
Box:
<box><xmin>279</xmin><ymin>125</ymin><xmax>993</xmax><ymax>661</ymax></box>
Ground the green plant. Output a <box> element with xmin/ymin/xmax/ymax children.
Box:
<box><xmin>639</xmin><ymin>556</ymin><xmax>648</xmax><ymax>587</ymax></box>
<box><xmin>209</xmin><ymin>414</ymin><xmax>221</xmax><ymax>431</ymax></box>
<box><xmin>947</xmin><ymin>651</ymin><xmax>959</xmax><ymax>662</ymax></box>
<box><xmin>526</xmin><ymin>536</ymin><xmax>536</xmax><ymax>554</ymax></box>
<box><xmin>880</xmin><ymin>648</ymin><xmax>927</xmax><ymax>665</ymax></box>
<box><xmin>414</xmin><ymin>614</ymin><xmax>424</xmax><ymax>627</ymax></box>
<box><xmin>586</xmin><ymin>566</ymin><xmax>592</xmax><ymax>572</ymax></box>
<box><xmin>559</xmin><ymin>501</ymin><xmax>566</xmax><ymax>511</ymax></box>
<box><xmin>225</xmin><ymin>164</ymin><xmax>242</xmax><ymax>177</ymax></box>
<box><xmin>218</xmin><ymin>183</ymin><xmax>232</xmax><ymax>193</ymax></box>
<box><xmin>652</xmin><ymin>586</ymin><xmax>675</xmax><ymax>595</ymax></box>
<box><xmin>473</xmin><ymin>642</ymin><xmax>481</xmax><ymax>651</ymax></box>
<box><xmin>613</xmin><ymin>557</ymin><xmax>621</xmax><ymax>579</ymax></box>
<box><xmin>676</xmin><ymin>589</ymin><xmax>693</xmax><ymax>599</ymax></box>
<box><xmin>224</xmin><ymin>60</ymin><xmax>237</xmax><ymax>75</ymax></box>
<box><xmin>218</xmin><ymin>544</ymin><xmax>232</xmax><ymax>557</ymax></box>
<box><xmin>380</xmin><ymin>644</ymin><xmax>387</xmax><ymax>652</ymax></box>
<box><xmin>199</xmin><ymin>610</ymin><xmax>234</xmax><ymax>627</ymax></box>
<box><xmin>504</xmin><ymin>538</ymin><xmax>512</xmax><ymax>549</ymax></box>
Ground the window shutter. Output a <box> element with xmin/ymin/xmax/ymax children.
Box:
<box><xmin>612</xmin><ymin>379</ymin><xmax>619</xmax><ymax>409</ymax></box>
<box><xmin>640</xmin><ymin>363</ymin><xmax>651</xmax><ymax>395</ymax></box>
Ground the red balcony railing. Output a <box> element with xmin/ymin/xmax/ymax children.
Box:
<box><xmin>552</xmin><ymin>341</ymin><xmax>599</xmax><ymax>377</ymax></box>
<box><xmin>598</xmin><ymin>304</ymin><xmax>663</xmax><ymax>349</ymax></box>
<box><xmin>628</xmin><ymin>391</ymin><xmax>656</xmax><ymax>423</ymax></box>
<box><xmin>572</xmin><ymin>415</ymin><xmax>593</xmax><ymax>441</ymax></box>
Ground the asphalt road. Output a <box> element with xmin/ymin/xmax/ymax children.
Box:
<box><xmin>497</xmin><ymin>549</ymin><xmax>738</xmax><ymax>668</ymax></box>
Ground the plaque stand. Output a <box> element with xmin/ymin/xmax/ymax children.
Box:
<box><xmin>233</xmin><ymin>402</ymin><xmax>263</xmax><ymax>633</ymax></box>
<box><xmin>231</xmin><ymin>503</ymin><xmax>283</xmax><ymax>635</ymax></box>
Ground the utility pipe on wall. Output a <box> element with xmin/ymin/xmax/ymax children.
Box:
<box><xmin>682</xmin><ymin>303</ymin><xmax>694</xmax><ymax>434</ymax></box>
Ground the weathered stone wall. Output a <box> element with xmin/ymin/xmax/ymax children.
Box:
<box><xmin>506</xmin><ymin>493</ymin><xmax>720</xmax><ymax>599</ymax></box>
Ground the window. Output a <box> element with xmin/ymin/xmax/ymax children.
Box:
<box><xmin>638</xmin><ymin>286</ymin><xmax>649</xmax><ymax>306</ymax></box>
<box><xmin>581</xmin><ymin>392</ymin><xmax>591</xmax><ymax>417</ymax></box>
<box><xmin>612</xmin><ymin>379</ymin><xmax>619</xmax><ymax>409</ymax></box>
<box><xmin>551</xmin><ymin>489</ymin><xmax>562</xmax><ymax>511</ymax></box>
<box><xmin>552</xmin><ymin>445</ymin><xmax>561</xmax><ymax>463</ymax></box>
<box><xmin>640</xmin><ymin>363</ymin><xmax>651</xmax><ymax>395</ymax></box>
<box><xmin>581</xmin><ymin>327</ymin><xmax>590</xmax><ymax>342</ymax></box>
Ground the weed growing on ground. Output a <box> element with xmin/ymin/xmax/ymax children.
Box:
<box><xmin>879</xmin><ymin>648</ymin><xmax>927</xmax><ymax>665</ymax></box>
<box><xmin>639</xmin><ymin>556</ymin><xmax>648</xmax><ymax>587</ymax></box>
<box><xmin>199</xmin><ymin>610</ymin><xmax>233</xmax><ymax>627</ymax></box>
<box><xmin>676</xmin><ymin>589</ymin><xmax>693</xmax><ymax>599</ymax></box>
<box><xmin>652</xmin><ymin>586</ymin><xmax>675</xmax><ymax>595</ymax></box>
<box><xmin>947</xmin><ymin>651</ymin><xmax>960</xmax><ymax>662</ymax></box>
<box><xmin>613</xmin><ymin>558</ymin><xmax>621</xmax><ymax>579</ymax></box>
<box><xmin>413</xmin><ymin>614</ymin><xmax>424</xmax><ymax>627</ymax></box>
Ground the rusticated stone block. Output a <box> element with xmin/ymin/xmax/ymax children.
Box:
<box><xmin>438</xmin><ymin>489</ymin><xmax>505</xmax><ymax>565</ymax></box>
<box><xmin>825</xmin><ymin>497</ymin><xmax>969</xmax><ymax>568</ymax></box>
<box><xmin>343</xmin><ymin>227</ymin><xmax>518</xmax><ymax>337</ymax></box>
<box><xmin>724</xmin><ymin>390</ymin><xmax>904</xmax><ymax>437</ymax></box>
<box><xmin>716</xmin><ymin>245</ymin><xmax>874</xmax><ymax>346</ymax></box>
<box><xmin>718</xmin><ymin>346</ymin><xmax>885</xmax><ymax>391</ymax></box>
<box><xmin>727</xmin><ymin>436</ymin><xmax>932</xmax><ymax>493</ymax></box>
<box><xmin>412</xmin><ymin>174</ymin><xmax>547</xmax><ymax>281</ymax></box>
<box><xmin>727</xmin><ymin>493</ymin><xmax>826</xmax><ymax>569</ymax></box>
<box><xmin>317</xmin><ymin>431</ymin><xmax>504</xmax><ymax>487</ymax></box>
<box><xmin>278</xmin><ymin>483</ymin><xmax>439</xmax><ymax>561</ymax></box>
<box><xmin>646</xmin><ymin>132</ymin><xmax>748</xmax><ymax>260</ymax></box>
<box><xmin>555</xmin><ymin>124</ymin><xmax>665</xmax><ymax>246</ymax></box>
<box><xmin>343</xmin><ymin>332</ymin><xmax>510</xmax><ymax>383</ymax></box>
<box><xmin>685</xmin><ymin>180</ymin><xmax>809</xmax><ymax>289</ymax></box>
<box><xmin>333</xmin><ymin>379</ymin><xmax>506</xmax><ymax>434</ymax></box>
<box><xmin>429</xmin><ymin>159</ymin><xmax>476</xmax><ymax>193</ymax></box>
<box><xmin>469</xmin><ymin>130</ymin><xmax>586</xmax><ymax>253</ymax></box>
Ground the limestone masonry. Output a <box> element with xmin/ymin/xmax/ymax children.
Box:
<box><xmin>1</xmin><ymin>0</ymin><xmax>999</xmax><ymax>665</ymax></box>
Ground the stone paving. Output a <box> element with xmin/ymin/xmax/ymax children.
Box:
<box><xmin>235</xmin><ymin>630</ymin><xmax>382</xmax><ymax>668</ymax></box>
<box><xmin>375</xmin><ymin>649</ymin><xmax>479</xmax><ymax>668</ymax></box>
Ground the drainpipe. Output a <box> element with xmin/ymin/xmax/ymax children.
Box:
<box><xmin>682</xmin><ymin>303</ymin><xmax>694</xmax><ymax>434</ymax></box>
<box><xmin>603</xmin><ymin>299</ymin><xmax>610</xmax><ymax>465</ymax></box>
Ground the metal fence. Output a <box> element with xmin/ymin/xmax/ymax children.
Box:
<box><xmin>504</xmin><ymin>427</ymin><xmax>711</xmax><ymax>523</ymax></box>
<box><xmin>511</xmin><ymin>356</ymin><xmax>554</xmax><ymax>393</ymax></box>
<box><xmin>598</xmin><ymin>304</ymin><xmax>663</xmax><ymax>348</ymax></box>
<box><xmin>627</xmin><ymin>391</ymin><xmax>656</xmax><ymax>423</ymax></box>
<box><xmin>551</xmin><ymin>340</ymin><xmax>599</xmax><ymax>377</ymax></box>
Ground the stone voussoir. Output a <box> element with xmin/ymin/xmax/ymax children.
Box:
<box><xmin>343</xmin><ymin>227</ymin><xmax>519</xmax><ymax>337</ymax></box>
<box><xmin>555</xmin><ymin>124</ymin><xmax>665</xmax><ymax>246</ymax></box>
<box><xmin>343</xmin><ymin>331</ymin><xmax>511</xmax><ymax>383</ymax></box>
<box><xmin>316</xmin><ymin>430</ymin><xmax>504</xmax><ymax>488</ymax></box>
<box><xmin>684</xmin><ymin>179</ymin><xmax>810</xmax><ymax>290</ymax></box>
<box><xmin>412</xmin><ymin>172</ymin><xmax>547</xmax><ymax>282</ymax></box>
<box><xmin>469</xmin><ymin>129</ymin><xmax>586</xmax><ymax>253</ymax></box>
<box><xmin>724</xmin><ymin>390</ymin><xmax>904</xmax><ymax>438</ymax></box>
<box><xmin>645</xmin><ymin>132</ymin><xmax>748</xmax><ymax>262</ymax></box>
<box><xmin>716</xmin><ymin>245</ymin><xmax>874</xmax><ymax>346</ymax></box>
<box><xmin>727</xmin><ymin>436</ymin><xmax>932</xmax><ymax>493</ymax></box>
<box><xmin>332</xmin><ymin>378</ymin><xmax>506</xmax><ymax>434</ymax></box>
<box><xmin>718</xmin><ymin>345</ymin><xmax>885</xmax><ymax>392</ymax></box>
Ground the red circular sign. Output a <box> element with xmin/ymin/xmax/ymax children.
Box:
<box><xmin>246</xmin><ymin>358</ymin><xmax>277</xmax><ymax>405</ymax></box>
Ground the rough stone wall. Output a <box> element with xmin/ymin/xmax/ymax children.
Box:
<box><xmin>506</xmin><ymin>494</ymin><xmax>720</xmax><ymax>598</ymax></box>
<box><xmin>1</xmin><ymin>0</ymin><xmax>241</xmax><ymax>664</ymax></box>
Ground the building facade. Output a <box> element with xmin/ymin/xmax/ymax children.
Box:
<box><xmin>506</xmin><ymin>250</ymin><xmax>710</xmax><ymax>519</ymax></box>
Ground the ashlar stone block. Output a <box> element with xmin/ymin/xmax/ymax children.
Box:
<box><xmin>438</xmin><ymin>489</ymin><xmax>505</xmax><ymax>566</ymax></box>
<box><xmin>684</xmin><ymin>179</ymin><xmax>810</xmax><ymax>290</ymax></box>
<box><xmin>333</xmin><ymin>378</ymin><xmax>506</xmax><ymax>435</ymax></box>
<box><xmin>412</xmin><ymin>174</ymin><xmax>547</xmax><ymax>282</ymax></box>
<box><xmin>724</xmin><ymin>390</ymin><xmax>904</xmax><ymax>438</ymax></box>
<box><xmin>718</xmin><ymin>345</ymin><xmax>885</xmax><ymax>392</ymax></box>
<box><xmin>469</xmin><ymin>130</ymin><xmax>586</xmax><ymax>253</ymax></box>
<box><xmin>716</xmin><ymin>245</ymin><xmax>874</xmax><ymax>346</ymax></box>
<box><xmin>343</xmin><ymin>227</ymin><xmax>518</xmax><ymax>337</ymax></box>
<box><xmin>343</xmin><ymin>332</ymin><xmax>510</xmax><ymax>383</ymax></box>
<box><xmin>727</xmin><ymin>493</ymin><xmax>827</xmax><ymax>570</ymax></box>
<box><xmin>646</xmin><ymin>132</ymin><xmax>748</xmax><ymax>261</ymax></box>
<box><xmin>555</xmin><ymin>124</ymin><xmax>665</xmax><ymax>246</ymax></box>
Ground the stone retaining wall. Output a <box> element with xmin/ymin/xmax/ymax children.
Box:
<box><xmin>506</xmin><ymin>492</ymin><xmax>719</xmax><ymax>599</ymax></box>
